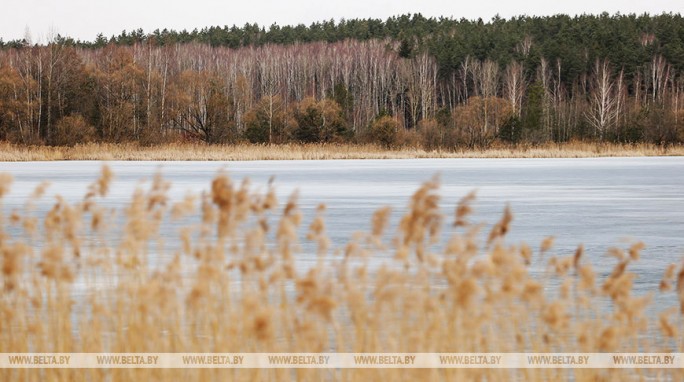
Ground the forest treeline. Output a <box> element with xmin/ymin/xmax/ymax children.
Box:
<box><xmin>0</xmin><ymin>13</ymin><xmax>683</xmax><ymax>148</ymax></box>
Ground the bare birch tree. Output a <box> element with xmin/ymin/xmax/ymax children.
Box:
<box><xmin>585</xmin><ymin>59</ymin><xmax>620</xmax><ymax>139</ymax></box>
<box><xmin>503</xmin><ymin>60</ymin><xmax>526</xmax><ymax>116</ymax></box>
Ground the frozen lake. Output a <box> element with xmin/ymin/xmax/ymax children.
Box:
<box><xmin>1</xmin><ymin>157</ymin><xmax>683</xmax><ymax>301</ymax></box>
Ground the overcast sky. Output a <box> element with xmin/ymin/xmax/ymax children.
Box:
<box><xmin>1</xmin><ymin>0</ymin><xmax>683</xmax><ymax>42</ymax></box>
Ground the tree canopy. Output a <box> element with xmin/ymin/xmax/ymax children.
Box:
<box><xmin>0</xmin><ymin>13</ymin><xmax>683</xmax><ymax>147</ymax></box>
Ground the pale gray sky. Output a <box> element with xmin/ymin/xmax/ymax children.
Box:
<box><xmin>1</xmin><ymin>0</ymin><xmax>682</xmax><ymax>42</ymax></box>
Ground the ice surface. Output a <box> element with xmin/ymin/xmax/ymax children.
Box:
<box><xmin>0</xmin><ymin>157</ymin><xmax>682</xmax><ymax>306</ymax></box>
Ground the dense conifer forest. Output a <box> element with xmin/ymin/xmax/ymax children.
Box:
<box><xmin>0</xmin><ymin>13</ymin><xmax>682</xmax><ymax>147</ymax></box>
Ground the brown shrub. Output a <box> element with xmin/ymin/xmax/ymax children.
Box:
<box><xmin>52</xmin><ymin>114</ymin><xmax>97</xmax><ymax>146</ymax></box>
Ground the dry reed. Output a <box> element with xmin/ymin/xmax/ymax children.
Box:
<box><xmin>0</xmin><ymin>166</ymin><xmax>682</xmax><ymax>381</ymax></box>
<box><xmin>0</xmin><ymin>141</ymin><xmax>683</xmax><ymax>161</ymax></box>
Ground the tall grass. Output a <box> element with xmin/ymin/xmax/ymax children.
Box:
<box><xmin>0</xmin><ymin>166</ymin><xmax>682</xmax><ymax>381</ymax></box>
<box><xmin>0</xmin><ymin>141</ymin><xmax>682</xmax><ymax>161</ymax></box>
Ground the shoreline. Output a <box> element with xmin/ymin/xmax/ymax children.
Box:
<box><xmin>0</xmin><ymin>142</ymin><xmax>682</xmax><ymax>161</ymax></box>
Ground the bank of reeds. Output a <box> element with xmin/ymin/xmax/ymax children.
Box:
<box><xmin>0</xmin><ymin>167</ymin><xmax>682</xmax><ymax>381</ymax></box>
<box><xmin>0</xmin><ymin>141</ymin><xmax>682</xmax><ymax>161</ymax></box>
